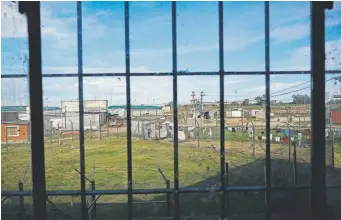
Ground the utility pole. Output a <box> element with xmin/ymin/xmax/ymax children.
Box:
<box><xmin>191</xmin><ymin>91</ymin><xmax>196</xmax><ymax>116</ymax></box>
<box><xmin>191</xmin><ymin>91</ymin><xmax>196</xmax><ymax>129</ymax></box>
<box><xmin>200</xmin><ymin>91</ymin><xmax>205</xmax><ymax>136</ymax></box>
<box><xmin>64</xmin><ymin>106</ymin><xmax>67</xmax><ymax>129</ymax></box>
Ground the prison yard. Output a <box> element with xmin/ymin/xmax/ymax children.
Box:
<box><xmin>2</xmin><ymin>129</ymin><xmax>341</xmax><ymax>219</ymax></box>
<box><xmin>2</xmin><ymin>94</ymin><xmax>341</xmax><ymax>219</ymax></box>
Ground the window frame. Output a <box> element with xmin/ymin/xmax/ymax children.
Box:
<box><xmin>1</xmin><ymin>2</ymin><xmax>339</xmax><ymax>220</ymax></box>
<box><xmin>6</xmin><ymin>125</ymin><xmax>20</xmax><ymax>137</ymax></box>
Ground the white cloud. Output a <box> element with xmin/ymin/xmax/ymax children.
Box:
<box><xmin>271</xmin><ymin>38</ymin><xmax>341</xmax><ymax>71</ymax></box>
<box><xmin>271</xmin><ymin>23</ymin><xmax>309</xmax><ymax>44</ymax></box>
<box><xmin>43</xmin><ymin>66</ymin><xmax>159</xmax><ymax>74</ymax></box>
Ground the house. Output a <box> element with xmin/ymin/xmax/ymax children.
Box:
<box><xmin>1</xmin><ymin>120</ymin><xmax>31</xmax><ymax>143</ymax></box>
<box><xmin>1</xmin><ymin>110</ymin><xmax>31</xmax><ymax>143</ymax></box>
<box><xmin>226</xmin><ymin>109</ymin><xmax>242</xmax><ymax>118</ymax></box>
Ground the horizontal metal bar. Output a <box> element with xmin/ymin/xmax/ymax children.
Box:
<box><xmin>3</xmin><ymin>185</ymin><xmax>341</xmax><ymax>197</ymax></box>
<box><xmin>2</xmin><ymin>70</ymin><xmax>341</xmax><ymax>78</ymax></box>
<box><xmin>98</xmin><ymin>201</ymin><xmax>166</xmax><ymax>205</ymax></box>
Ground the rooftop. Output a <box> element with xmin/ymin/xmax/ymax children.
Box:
<box><xmin>109</xmin><ymin>105</ymin><xmax>163</xmax><ymax>110</ymax></box>
<box><xmin>1</xmin><ymin>106</ymin><xmax>61</xmax><ymax>112</ymax></box>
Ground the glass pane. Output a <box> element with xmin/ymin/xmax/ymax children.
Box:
<box><xmin>177</xmin><ymin>2</ymin><xmax>219</xmax><ymax>72</ymax></box>
<box><xmin>177</xmin><ymin>76</ymin><xmax>220</xmax><ymax>188</ymax></box>
<box><xmin>224</xmin><ymin>75</ymin><xmax>266</xmax><ymax>186</ymax></box>
<box><xmin>270</xmin><ymin>1</ymin><xmax>311</xmax><ymax>71</ymax></box>
<box><xmin>42</xmin><ymin>78</ymin><xmax>80</xmax><ymax>190</ymax></box>
<box><xmin>269</xmin><ymin>74</ymin><xmax>312</xmax><ymax>219</ymax></box>
<box><xmin>83</xmin><ymin>77</ymin><xmax>127</xmax><ymax>190</ymax></box>
<box><xmin>1</xmin><ymin>1</ymin><xmax>28</xmax><ymax>75</ymax></box>
<box><xmin>130</xmin><ymin>2</ymin><xmax>172</xmax><ymax>73</ymax></box>
<box><xmin>224</xmin><ymin>2</ymin><xmax>265</xmax><ymax>71</ymax></box>
<box><xmin>325</xmin><ymin>1</ymin><xmax>341</xmax><ymax>71</ymax></box>
<box><xmin>130</xmin><ymin>76</ymin><xmax>173</xmax><ymax>190</ymax></box>
<box><xmin>41</xmin><ymin>2</ymin><xmax>77</xmax><ymax>74</ymax></box>
<box><xmin>325</xmin><ymin>3</ymin><xmax>341</xmax><ymax>218</ymax></box>
<box><xmin>82</xmin><ymin>2</ymin><xmax>125</xmax><ymax>74</ymax></box>
<box><xmin>1</xmin><ymin>2</ymin><xmax>32</xmax><ymax>217</ymax></box>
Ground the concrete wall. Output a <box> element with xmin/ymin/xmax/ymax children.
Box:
<box><xmin>131</xmin><ymin>120</ymin><xmax>172</xmax><ymax>138</ymax></box>
<box><xmin>46</xmin><ymin>113</ymin><xmax>107</xmax><ymax>131</ymax></box>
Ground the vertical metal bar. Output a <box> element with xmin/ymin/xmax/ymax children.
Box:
<box><xmin>331</xmin><ymin>131</ymin><xmax>335</xmax><ymax>167</ymax></box>
<box><xmin>172</xmin><ymin>2</ymin><xmax>180</xmax><ymax>219</ymax></box>
<box><xmin>166</xmin><ymin>180</ymin><xmax>171</xmax><ymax>217</ymax></box>
<box><xmin>264</xmin><ymin>2</ymin><xmax>271</xmax><ymax>220</ymax></box>
<box><xmin>293</xmin><ymin>141</ymin><xmax>297</xmax><ymax>185</ymax></box>
<box><xmin>310</xmin><ymin>2</ymin><xmax>333</xmax><ymax>220</ymax></box>
<box><xmin>218</xmin><ymin>2</ymin><xmax>226</xmax><ymax>219</ymax></box>
<box><xmin>76</xmin><ymin>2</ymin><xmax>87</xmax><ymax>220</ymax></box>
<box><xmin>6</xmin><ymin>126</ymin><xmax>8</xmax><ymax>151</ymax></box>
<box><xmin>19</xmin><ymin>181</ymin><xmax>24</xmax><ymax>219</ymax></box>
<box><xmin>124</xmin><ymin>2</ymin><xmax>133</xmax><ymax>220</ymax></box>
<box><xmin>18</xmin><ymin>2</ymin><xmax>47</xmax><ymax>219</ymax></box>
<box><xmin>91</xmin><ymin>180</ymin><xmax>96</xmax><ymax>219</ymax></box>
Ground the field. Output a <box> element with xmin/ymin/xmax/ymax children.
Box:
<box><xmin>2</xmin><ymin>132</ymin><xmax>341</xmax><ymax>219</ymax></box>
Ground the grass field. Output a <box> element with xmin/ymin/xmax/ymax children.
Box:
<box><xmin>2</xmin><ymin>133</ymin><xmax>341</xmax><ymax>219</ymax></box>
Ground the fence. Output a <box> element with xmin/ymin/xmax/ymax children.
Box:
<box><xmin>2</xmin><ymin>1</ymin><xmax>341</xmax><ymax>220</ymax></box>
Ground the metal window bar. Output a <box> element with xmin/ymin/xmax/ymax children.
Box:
<box><xmin>3</xmin><ymin>1</ymin><xmax>340</xmax><ymax>220</ymax></box>
<box><xmin>310</xmin><ymin>2</ymin><xmax>333</xmax><ymax>220</ymax></box>
<box><xmin>171</xmin><ymin>2</ymin><xmax>180</xmax><ymax>220</ymax></box>
<box><xmin>124</xmin><ymin>2</ymin><xmax>133</xmax><ymax>220</ymax></box>
<box><xmin>264</xmin><ymin>2</ymin><xmax>271</xmax><ymax>220</ymax></box>
<box><xmin>76</xmin><ymin>2</ymin><xmax>87</xmax><ymax>220</ymax></box>
<box><xmin>2</xmin><ymin>70</ymin><xmax>341</xmax><ymax>78</ymax></box>
<box><xmin>18</xmin><ymin>2</ymin><xmax>47</xmax><ymax>220</ymax></box>
<box><xmin>218</xmin><ymin>2</ymin><xmax>226</xmax><ymax>219</ymax></box>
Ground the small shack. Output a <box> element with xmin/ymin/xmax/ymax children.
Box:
<box><xmin>1</xmin><ymin>120</ymin><xmax>31</xmax><ymax>143</ymax></box>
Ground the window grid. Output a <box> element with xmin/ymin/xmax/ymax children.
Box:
<box><xmin>2</xmin><ymin>1</ymin><xmax>340</xmax><ymax>220</ymax></box>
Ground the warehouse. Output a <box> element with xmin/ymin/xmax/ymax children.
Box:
<box><xmin>60</xmin><ymin>100</ymin><xmax>108</xmax><ymax>130</ymax></box>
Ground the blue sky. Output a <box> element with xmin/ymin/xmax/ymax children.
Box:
<box><xmin>1</xmin><ymin>1</ymin><xmax>341</xmax><ymax>107</ymax></box>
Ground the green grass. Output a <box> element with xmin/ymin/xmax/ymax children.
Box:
<box><xmin>2</xmin><ymin>135</ymin><xmax>341</xmax><ymax>219</ymax></box>
<box><xmin>2</xmin><ymin>134</ymin><xmax>340</xmax><ymax>190</ymax></box>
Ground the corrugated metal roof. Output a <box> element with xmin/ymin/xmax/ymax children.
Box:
<box><xmin>44</xmin><ymin>106</ymin><xmax>61</xmax><ymax>111</ymax></box>
<box><xmin>2</xmin><ymin>120</ymin><xmax>30</xmax><ymax>125</ymax></box>
<box><xmin>1</xmin><ymin>106</ymin><xmax>61</xmax><ymax>112</ymax></box>
<box><xmin>1</xmin><ymin>106</ymin><xmax>26</xmax><ymax>112</ymax></box>
<box><xmin>108</xmin><ymin>105</ymin><xmax>163</xmax><ymax>110</ymax></box>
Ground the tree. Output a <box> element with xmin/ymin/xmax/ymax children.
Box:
<box><xmin>292</xmin><ymin>94</ymin><xmax>311</xmax><ymax>104</ymax></box>
<box><xmin>327</xmin><ymin>99</ymin><xmax>341</xmax><ymax>104</ymax></box>
<box><xmin>255</xmin><ymin>94</ymin><xmax>265</xmax><ymax>105</ymax></box>
<box><xmin>243</xmin><ymin>99</ymin><xmax>250</xmax><ymax>105</ymax></box>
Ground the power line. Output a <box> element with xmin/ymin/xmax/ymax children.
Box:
<box><xmin>271</xmin><ymin>77</ymin><xmax>337</xmax><ymax>98</ymax></box>
<box><xmin>270</xmin><ymin>80</ymin><xmax>310</xmax><ymax>95</ymax></box>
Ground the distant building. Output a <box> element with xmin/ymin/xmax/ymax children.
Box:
<box><xmin>1</xmin><ymin>110</ymin><xmax>30</xmax><ymax>143</ymax></box>
<box><xmin>226</xmin><ymin>109</ymin><xmax>242</xmax><ymax>118</ymax></box>
<box><xmin>108</xmin><ymin>105</ymin><xmax>163</xmax><ymax>117</ymax></box>
<box><xmin>1</xmin><ymin>120</ymin><xmax>31</xmax><ymax>143</ymax></box>
<box><xmin>60</xmin><ymin>100</ymin><xmax>108</xmax><ymax>130</ymax></box>
<box><xmin>330</xmin><ymin>108</ymin><xmax>341</xmax><ymax>124</ymax></box>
